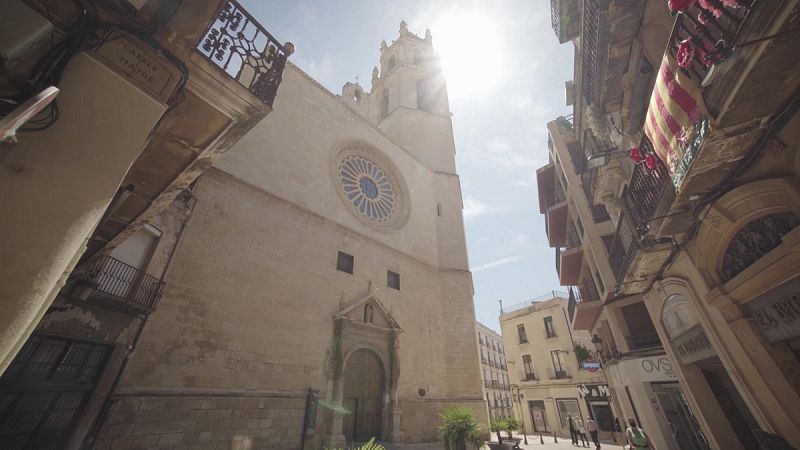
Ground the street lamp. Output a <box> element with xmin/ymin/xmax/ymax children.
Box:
<box><xmin>509</xmin><ymin>385</ymin><xmax>528</xmax><ymax>445</ymax></box>
<box><xmin>586</xmin><ymin>149</ymin><xmax>631</xmax><ymax>168</ymax></box>
<box><xmin>589</xmin><ymin>334</ymin><xmax>619</xmax><ymax>442</ymax></box>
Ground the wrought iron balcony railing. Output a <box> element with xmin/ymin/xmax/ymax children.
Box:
<box><xmin>608</xmin><ymin>209</ymin><xmax>641</xmax><ymax>284</ymax></box>
<box><xmin>581</xmin><ymin>0</ymin><xmax>600</xmax><ymax>105</ymax></box>
<box><xmin>74</xmin><ymin>255</ymin><xmax>166</xmax><ymax>312</ymax></box>
<box><xmin>542</xmin><ymin>185</ymin><xmax>568</xmax><ymax>210</ymax></box>
<box><xmin>627</xmin><ymin>332</ymin><xmax>662</xmax><ymax>351</ymax></box>
<box><xmin>626</xmin><ymin>136</ymin><xmax>671</xmax><ymax>236</ymax></box>
<box><xmin>522</xmin><ymin>371</ymin><xmax>537</xmax><ymax>381</ymax></box>
<box><xmin>197</xmin><ymin>0</ymin><xmax>293</xmax><ymax>107</ymax></box>
<box><xmin>567</xmin><ymin>286</ymin><xmax>579</xmax><ymax>321</ymax></box>
<box><xmin>548</xmin><ymin>368</ymin><xmax>570</xmax><ymax>380</ymax></box>
<box><xmin>669</xmin><ymin>2</ymin><xmax>752</xmax><ymax>87</ymax></box>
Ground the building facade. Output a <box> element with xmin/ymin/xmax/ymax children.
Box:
<box><xmin>0</xmin><ymin>1</ymin><xmax>292</xmax><ymax>449</ymax></box>
<box><xmin>544</xmin><ymin>0</ymin><xmax>800</xmax><ymax>449</ymax></box>
<box><xmin>499</xmin><ymin>295</ymin><xmax>610</xmax><ymax>442</ymax></box>
<box><xmin>80</xmin><ymin>21</ymin><xmax>481</xmax><ymax>449</ymax></box>
<box><xmin>475</xmin><ymin>322</ymin><xmax>512</xmax><ymax>421</ymax></box>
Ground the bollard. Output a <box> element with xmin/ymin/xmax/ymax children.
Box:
<box><xmin>539</xmin><ymin>431</ymin><xmax>544</xmax><ymax>445</ymax></box>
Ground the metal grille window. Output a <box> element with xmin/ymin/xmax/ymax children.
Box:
<box><xmin>544</xmin><ymin>316</ymin><xmax>557</xmax><ymax>338</ymax></box>
<box><xmin>522</xmin><ymin>354</ymin><xmax>535</xmax><ymax>380</ymax></box>
<box><xmin>517</xmin><ymin>324</ymin><xmax>528</xmax><ymax>344</ymax></box>
<box><xmin>0</xmin><ymin>335</ymin><xmax>111</xmax><ymax>450</ymax></box>
<box><xmin>336</xmin><ymin>251</ymin><xmax>354</xmax><ymax>274</ymax></box>
<box><xmin>387</xmin><ymin>270</ymin><xmax>400</xmax><ymax>290</ymax></box>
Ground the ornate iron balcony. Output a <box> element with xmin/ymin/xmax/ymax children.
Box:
<box><xmin>581</xmin><ymin>0</ymin><xmax>600</xmax><ymax>105</ymax></box>
<box><xmin>197</xmin><ymin>0</ymin><xmax>293</xmax><ymax>107</ymax></box>
<box><xmin>74</xmin><ymin>255</ymin><xmax>166</xmax><ymax>312</ymax></box>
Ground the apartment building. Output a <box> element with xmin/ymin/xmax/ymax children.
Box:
<box><xmin>500</xmin><ymin>294</ymin><xmax>610</xmax><ymax>442</ymax></box>
<box><xmin>476</xmin><ymin>322</ymin><xmax>512</xmax><ymax>421</ymax></box>
<box><xmin>544</xmin><ymin>0</ymin><xmax>800</xmax><ymax>449</ymax></box>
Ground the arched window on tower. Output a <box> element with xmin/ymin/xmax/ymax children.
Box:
<box><xmin>387</xmin><ymin>56</ymin><xmax>396</xmax><ymax>72</ymax></box>
<box><xmin>380</xmin><ymin>90</ymin><xmax>389</xmax><ymax>121</ymax></box>
<box><xmin>416</xmin><ymin>79</ymin><xmax>430</xmax><ymax>112</ymax></box>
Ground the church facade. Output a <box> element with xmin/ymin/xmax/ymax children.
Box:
<box><xmin>84</xmin><ymin>22</ymin><xmax>486</xmax><ymax>449</ymax></box>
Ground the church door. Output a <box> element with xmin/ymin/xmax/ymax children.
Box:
<box><xmin>342</xmin><ymin>350</ymin><xmax>384</xmax><ymax>442</ymax></box>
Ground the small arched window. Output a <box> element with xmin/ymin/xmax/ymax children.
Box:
<box><xmin>364</xmin><ymin>303</ymin><xmax>375</xmax><ymax>323</ymax></box>
<box><xmin>387</xmin><ymin>56</ymin><xmax>396</xmax><ymax>72</ymax></box>
<box><xmin>416</xmin><ymin>79</ymin><xmax>429</xmax><ymax>112</ymax></box>
<box><xmin>353</xmin><ymin>90</ymin><xmax>361</xmax><ymax>103</ymax></box>
<box><xmin>380</xmin><ymin>90</ymin><xmax>389</xmax><ymax>121</ymax></box>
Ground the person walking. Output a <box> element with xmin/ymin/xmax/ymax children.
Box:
<box><xmin>568</xmin><ymin>414</ymin><xmax>578</xmax><ymax>445</ymax></box>
<box><xmin>587</xmin><ymin>417</ymin><xmax>600</xmax><ymax>449</ymax></box>
<box><xmin>625</xmin><ymin>418</ymin><xmax>651</xmax><ymax>450</ymax></box>
<box><xmin>577</xmin><ymin>419</ymin><xmax>590</xmax><ymax>448</ymax></box>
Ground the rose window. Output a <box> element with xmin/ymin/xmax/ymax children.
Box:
<box><xmin>338</xmin><ymin>156</ymin><xmax>396</xmax><ymax>222</ymax></box>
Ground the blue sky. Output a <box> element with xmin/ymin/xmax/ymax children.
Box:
<box><xmin>243</xmin><ymin>1</ymin><xmax>573</xmax><ymax>332</ymax></box>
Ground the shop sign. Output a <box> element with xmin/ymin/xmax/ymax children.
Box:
<box><xmin>577</xmin><ymin>383</ymin><xmax>609</xmax><ymax>400</ymax></box>
<box><xmin>580</xmin><ymin>357</ymin><xmax>601</xmax><ymax>372</ymax></box>
<box><xmin>746</xmin><ymin>291</ymin><xmax>800</xmax><ymax>343</ymax></box>
<box><xmin>607</xmin><ymin>355</ymin><xmax>676</xmax><ymax>386</ymax></box>
<box><xmin>673</xmin><ymin>326</ymin><xmax>715</xmax><ymax>365</ymax></box>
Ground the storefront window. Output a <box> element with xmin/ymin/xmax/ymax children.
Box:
<box><xmin>556</xmin><ymin>398</ymin><xmax>581</xmax><ymax>429</ymax></box>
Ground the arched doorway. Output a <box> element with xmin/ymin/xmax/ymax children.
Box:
<box><xmin>342</xmin><ymin>349</ymin><xmax>384</xmax><ymax>442</ymax></box>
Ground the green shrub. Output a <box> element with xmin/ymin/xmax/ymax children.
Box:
<box><xmin>440</xmin><ymin>406</ymin><xmax>486</xmax><ymax>450</ymax></box>
<box><xmin>325</xmin><ymin>438</ymin><xmax>386</xmax><ymax>450</ymax></box>
<box><xmin>490</xmin><ymin>419</ymin><xmax>507</xmax><ymax>443</ymax></box>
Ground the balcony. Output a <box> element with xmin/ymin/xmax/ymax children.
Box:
<box><xmin>627</xmin><ymin>332</ymin><xmax>662</xmax><ymax>351</ymax></box>
<box><xmin>72</xmin><ymin>256</ymin><xmax>166</xmax><ymax>313</ymax></box>
<box><xmin>484</xmin><ymin>380</ymin><xmax>492</xmax><ymax>389</ymax></box>
<box><xmin>550</xmin><ymin>0</ymin><xmax>581</xmax><ymax>44</ymax></box>
<box><xmin>626</xmin><ymin>138</ymin><xmax>672</xmax><ymax>236</ymax></box>
<box><xmin>522</xmin><ymin>371</ymin><xmax>537</xmax><ymax>382</ymax></box>
<box><xmin>492</xmin><ymin>380</ymin><xmax>500</xmax><ymax>389</ymax></box>
<box><xmin>547</xmin><ymin>368</ymin><xmax>571</xmax><ymax>380</ymax></box>
<box><xmin>557</xmin><ymin>230</ymin><xmax>583</xmax><ymax>285</ymax></box>
<box><xmin>197</xmin><ymin>1</ymin><xmax>292</xmax><ymax>107</ymax></box>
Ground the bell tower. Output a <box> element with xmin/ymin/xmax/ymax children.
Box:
<box><xmin>368</xmin><ymin>21</ymin><xmax>456</xmax><ymax>173</ymax></box>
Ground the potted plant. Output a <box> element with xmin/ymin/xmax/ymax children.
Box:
<box><xmin>439</xmin><ymin>406</ymin><xmax>485</xmax><ymax>450</ymax></box>
<box><xmin>504</xmin><ymin>416</ymin><xmax>520</xmax><ymax>440</ymax></box>
<box><xmin>487</xmin><ymin>419</ymin><xmax>513</xmax><ymax>450</ymax></box>
<box><xmin>325</xmin><ymin>438</ymin><xmax>385</xmax><ymax>450</ymax></box>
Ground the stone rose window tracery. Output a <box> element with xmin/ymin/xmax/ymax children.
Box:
<box><xmin>339</xmin><ymin>155</ymin><xmax>396</xmax><ymax>222</ymax></box>
<box><xmin>721</xmin><ymin>211</ymin><xmax>800</xmax><ymax>282</ymax></box>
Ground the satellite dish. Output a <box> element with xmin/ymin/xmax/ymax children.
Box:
<box><xmin>0</xmin><ymin>86</ymin><xmax>60</xmax><ymax>143</ymax></box>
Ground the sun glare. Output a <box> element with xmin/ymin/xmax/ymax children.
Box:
<box><xmin>432</xmin><ymin>10</ymin><xmax>505</xmax><ymax>99</ymax></box>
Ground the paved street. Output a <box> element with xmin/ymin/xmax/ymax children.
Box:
<box><xmin>381</xmin><ymin>433</ymin><xmax>626</xmax><ymax>450</ymax></box>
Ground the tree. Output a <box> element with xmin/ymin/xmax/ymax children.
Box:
<box><xmin>574</xmin><ymin>342</ymin><xmax>592</xmax><ymax>364</ymax></box>
<box><xmin>440</xmin><ymin>407</ymin><xmax>486</xmax><ymax>450</ymax></box>
<box><xmin>504</xmin><ymin>416</ymin><xmax>520</xmax><ymax>439</ymax></box>
<box><xmin>490</xmin><ymin>419</ymin><xmax>507</xmax><ymax>444</ymax></box>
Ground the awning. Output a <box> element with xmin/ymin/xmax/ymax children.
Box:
<box><xmin>643</xmin><ymin>53</ymin><xmax>712</xmax><ymax>192</ymax></box>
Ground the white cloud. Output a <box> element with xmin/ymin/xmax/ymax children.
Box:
<box><xmin>462</xmin><ymin>196</ymin><xmax>491</xmax><ymax>221</ymax></box>
<box><xmin>472</xmin><ymin>256</ymin><xmax>524</xmax><ymax>272</ymax></box>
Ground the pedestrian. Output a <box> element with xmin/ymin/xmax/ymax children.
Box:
<box><xmin>577</xmin><ymin>419</ymin><xmax>589</xmax><ymax>447</ymax></box>
<box><xmin>587</xmin><ymin>417</ymin><xmax>600</xmax><ymax>449</ymax></box>
<box><xmin>568</xmin><ymin>414</ymin><xmax>578</xmax><ymax>445</ymax></box>
<box><xmin>625</xmin><ymin>418</ymin><xmax>651</xmax><ymax>450</ymax></box>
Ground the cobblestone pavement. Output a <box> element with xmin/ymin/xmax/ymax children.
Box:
<box><xmin>380</xmin><ymin>433</ymin><xmax>627</xmax><ymax>450</ymax></box>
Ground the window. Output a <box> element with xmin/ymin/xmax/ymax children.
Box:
<box><xmin>556</xmin><ymin>398</ymin><xmax>582</xmax><ymax>429</ymax></box>
<box><xmin>595</xmin><ymin>269</ymin><xmax>605</xmax><ymax>293</ymax></box>
<box><xmin>544</xmin><ymin>316</ymin><xmax>557</xmax><ymax>338</ymax></box>
<box><xmin>517</xmin><ymin>324</ymin><xmax>528</xmax><ymax>344</ymax></box>
<box><xmin>336</xmin><ymin>251</ymin><xmax>354</xmax><ymax>274</ymax></box>
<box><xmin>416</xmin><ymin>79</ymin><xmax>430</xmax><ymax>111</ymax></box>
<box><xmin>380</xmin><ymin>90</ymin><xmax>389</xmax><ymax>121</ymax></box>
<box><xmin>551</xmin><ymin>350</ymin><xmax>567</xmax><ymax>378</ymax></box>
<box><xmin>576</xmin><ymin>216</ymin><xmax>584</xmax><ymax>237</ymax></box>
<box><xmin>522</xmin><ymin>354</ymin><xmax>535</xmax><ymax>380</ymax></box>
<box><xmin>387</xmin><ymin>270</ymin><xmax>400</xmax><ymax>290</ymax></box>
<box><xmin>387</xmin><ymin>55</ymin><xmax>396</xmax><ymax>71</ymax></box>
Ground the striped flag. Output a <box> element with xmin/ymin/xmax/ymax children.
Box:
<box><xmin>643</xmin><ymin>53</ymin><xmax>712</xmax><ymax>191</ymax></box>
